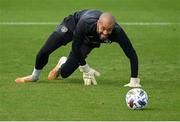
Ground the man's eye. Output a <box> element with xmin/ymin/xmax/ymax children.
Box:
<box><xmin>107</xmin><ymin>28</ymin><xmax>112</xmax><ymax>32</ymax></box>
<box><xmin>101</xmin><ymin>27</ymin><xmax>105</xmax><ymax>30</ymax></box>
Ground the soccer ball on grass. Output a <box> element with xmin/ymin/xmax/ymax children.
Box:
<box><xmin>125</xmin><ymin>88</ymin><xmax>148</xmax><ymax>109</ymax></box>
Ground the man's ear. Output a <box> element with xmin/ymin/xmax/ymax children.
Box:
<box><xmin>97</xmin><ymin>20</ymin><xmax>100</xmax><ymax>26</ymax></box>
<box><xmin>96</xmin><ymin>20</ymin><xmax>100</xmax><ymax>30</ymax></box>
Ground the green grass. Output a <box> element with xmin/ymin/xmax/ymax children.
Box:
<box><xmin>0</xmin><ymin>0</ymin><xmax>180</xmax><ymax>120</ymax></box>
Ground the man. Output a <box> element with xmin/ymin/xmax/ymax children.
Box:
<box><xmin>15</xmin><ymin>9</ymin><xmax>141</xmax><ymax>87</ymax></box>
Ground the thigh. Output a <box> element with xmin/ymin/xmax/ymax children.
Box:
<box><xmin>55</xmin><ymin>24</ymin><xmax>73</xmax><ymax>44</ymax></box>
<box><xmin>39</xmin><ymin>24</ymin><xmax>73</xmax><ymax>54</ymax></box>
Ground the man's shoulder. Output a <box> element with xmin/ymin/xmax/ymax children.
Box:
<box><xmin>112</xmin><ymin>23</ymin><xmax>122</xmax><ymax>33</ymax></box>
<box><xmin>79</xmin><ymin>10</ymin><xmax>102</xmax><ymax>23</ymax></box>
<box><xmin>109</xmin><ymin>23</ymin><xmax>123</xmax><ymax>41</ymax></box>
<box><xmin>114</xmin><ymin>22</ymin><xmax>122</xmax><ymax>29</ymax></box>
<box><xmin>78</xmin><ymin>18</ymin><xmax>97</xmax><ymax>26</ymax></box>
<box><xmin>76</xmin><ymin>15</ymin><xmax>98</xmax><ymax>32</ymax></box>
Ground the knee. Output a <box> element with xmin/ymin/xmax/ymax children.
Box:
<box><xmin>60</xmin><ymin>70</ymin><xmax>70</xmax><ymax>78</ymax></box>
<box><xmin>59</xmin><ymin>66</ymin><xmax>74</xmax><ymax>78</ymax></box>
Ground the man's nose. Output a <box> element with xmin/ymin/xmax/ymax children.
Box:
<box><xmin>103</xmin><ymin>30</ymin><xmax>108</xmax><ymax>35</ymax></box>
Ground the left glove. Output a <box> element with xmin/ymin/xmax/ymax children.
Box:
<box><xmin>79</xmin><ymin>64</ymin><xmax>100</xmax><ymax>85</ymax></box>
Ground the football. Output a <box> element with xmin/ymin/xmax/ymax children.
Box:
<box><xmin>125</xmin><ymin>88</ymin><xmax>148</xmax><ymax>109</ymax></box>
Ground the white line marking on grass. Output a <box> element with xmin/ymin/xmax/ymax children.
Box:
<box><xmin>121</xmin><ymin>22</ymin><xmax>180</xmax><ymax>26</ymax></box>
<box><xmin>0</xmin><ymin>22</ymin><xmax>180</xmax><ymax>26</ymax></box>
<box><xmin>0</xmin><ymin>22</ymin><xmax>58</xmax><ymax>25</ymax></box>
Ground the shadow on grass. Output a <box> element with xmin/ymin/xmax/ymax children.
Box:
<box><xmin>126</xmin><ymin>107</ymin><xmax>155</xmax><ymax>111</ymax></box>
<box><xmin>37</xmin><ymin>78</ymin><xmax>82</xmax><ymax>85</ymax></box>
<box><xmin>37</xmin><ymin>78</ymin><xmax>123</xmax><ymax>87</ymax></box>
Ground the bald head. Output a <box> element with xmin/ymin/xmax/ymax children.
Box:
<box><xmin>99</xmin><ymin>12</ymin><xmax>115</xmax><ymax>27</ymax></box>
<box><xmin>97</xmin><ymin>12</ymin><xmax>116</xmax><ymax>40</ymax></box>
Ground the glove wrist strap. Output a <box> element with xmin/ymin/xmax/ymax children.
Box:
<box><xmin>130</xmin><ymin>77</ymin><xmax>140</xmax><ymax>83</ymax></box>
<box><xmin>79</xmin><ymin>64</ymin><xmax>90</xmax><ymax>73</ymax></box>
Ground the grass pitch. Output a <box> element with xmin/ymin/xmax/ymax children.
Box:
<box><xmin>0</xmin><ymin>0</ymin><xmax>180</xmax><ymax>120</ymax></box>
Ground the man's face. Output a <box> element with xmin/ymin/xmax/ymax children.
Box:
<box><xmin>97</xmin><ymin>20</ymin><xmax>114</xmax><ymax>40</ymax></box>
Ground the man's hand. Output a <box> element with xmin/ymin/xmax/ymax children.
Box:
<box><xmin>83</xmin><ymin>68</ymin><xmax>100</xmax><ymax>85</ymax></box>
<box><xmin>124</xmin><ymin>78</ymin><xmax>142</xmax><ymax>87</ymax></box>
<box><xmin>79</xmin><ymin>64</ymin><xmax>100</xmax><ymax>85</ymax></box>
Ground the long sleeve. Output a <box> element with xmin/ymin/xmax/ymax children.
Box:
<box><xmin>72</xmin><ymin>20</ymin><xmax>88</xmax><ymax>65</ymax></box>
<box><xmin>112</xmin><ymin>25</ymin><xmax>138</xmax><ymax>77</ymax></box>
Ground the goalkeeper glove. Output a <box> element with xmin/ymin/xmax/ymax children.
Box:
<box><xmin>79</xmin><ymin>64</ymin><xmax>100</xmax><ymax>85</ymax></box>
<box><xmin>124</xmin><ymin>77</ymin><xmax>142</xmax><ymax>87</ymax></box>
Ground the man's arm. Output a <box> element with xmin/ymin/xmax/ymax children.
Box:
<box><xmin>113</xmin><ymin>25</ymin><xmax>138</xmax><ymax>78</ymax></box>
<box><xmin>72</xmin><ymin>20</ymin><xmax>87</xmax><ymax>65</ymax></box>
<box><xmin>112</xmin><ymin>24</ymin><xmax>141</xmax><ymax>87</ymax></box>
<box><xmin>112</xmin><ymin>24</ymin><xmax>142</xmax><ymax>87</ymax></box>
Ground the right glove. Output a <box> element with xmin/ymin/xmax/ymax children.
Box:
<box><xmin>79</xmin><ymin>64</ymin><xmax>101</xmax><ymax>85</ymax></box>
<box><xmin>124</xmin><ymin>77</ymin><xmax>142</xmax><ymax>87</ymax></box>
